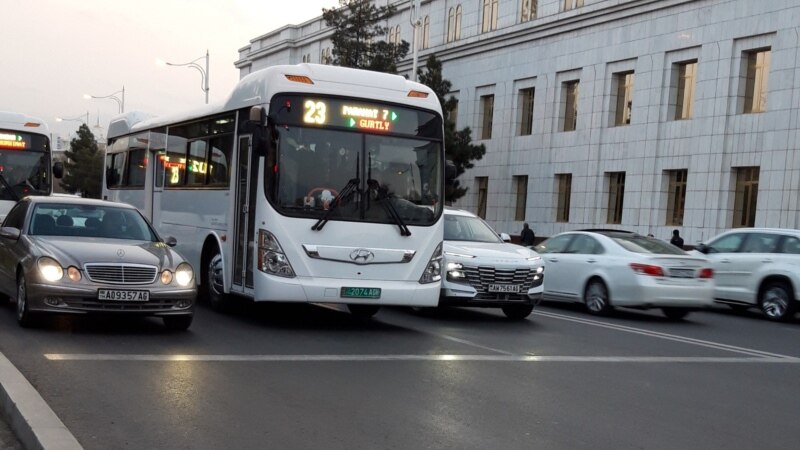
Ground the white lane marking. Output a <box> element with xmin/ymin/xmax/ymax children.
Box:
<box><xmin>44</xmin><ymin>354</ymin><xmax>800</xmax><ymax>363</ymax></box>
<box><xmin>534</xmin><ymin>310</ymin><xmax>795</xmax><ymax>359</ymax></box>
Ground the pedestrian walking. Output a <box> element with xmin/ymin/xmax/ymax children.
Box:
<box><xmin>520</xmin><ymin>222</ymin><xmax>535</xmax><ymax>247</ymax></box>
<box><xmin>670</xmin><ymin>229</ymin><xmax>684</xmax><ymax>248</ymax></box>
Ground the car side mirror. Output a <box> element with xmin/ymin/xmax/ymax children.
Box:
<box><xmin>164</xmin><ymin>236</ymin><xmax>178</xmax><ymax>247</ymax></box>
<box><xmin>53</xmin><ymin>161</ymin><xmax>64</xmax><ymax>179</ymax></box>
<box><xmin>500</xmin><ymin>232</ymin><xmax>511</xmax><ymax>242</ymax></box>
<box><xmin>696</xmin><ymin>243</ymin><xmax>709</xmax><ymax>254</ymax></box>
<box><xmin>0</xmin><ymin>227</ymin><xmax>21</xmax><ymax>240</ymax></box>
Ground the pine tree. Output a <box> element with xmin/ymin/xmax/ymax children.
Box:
<box><xmin>60</xmin><ymin>124</ymin><xmax>104</xmax><ymax>198</ymax></box>
<box><xmin>322</xmin><ymin>0</ymin><xmax>409</xmax><ymax>73</ymax></box>
<box><xmin>418</xmin><ymin>55</ymin><xmax>486</xmax><ymax>202</ymax></box>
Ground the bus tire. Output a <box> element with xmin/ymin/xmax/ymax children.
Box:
<box><xmin>347</xmin><ymin>304</ymin><xmax>380</xmax><ymax>319</ymax></box>
<box><xmin>204</xmin><ymin>252</ymin><xmax>229</xmax><ymax>312</ymax></box>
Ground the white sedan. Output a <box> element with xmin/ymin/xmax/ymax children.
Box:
<box><xmin>536</xmin><ymin>230</ymin><xmax>714</xmax><ymax>319</ymax></box>
<box><xmin>440</xmin><ymin>208</ymin><xmax>544</xmax><ymax>320</ymax></box>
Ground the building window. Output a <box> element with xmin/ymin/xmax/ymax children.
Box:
<box><xmin>733</xmin><ymin>167</ymin><xmax>759</xmax><ymax>228</ymax></box>
<box><xmin>447</xmin><ymin>95</ymin><xmax>459</xmax><ymax>128</ymax></box>
<box><xmin>743</xmin><ymin>48</ymin><xmax>771</xmax><ymax>113</ymax></box>
<box><xmin>320</xmin><ymin>48</ymin><xmax>332</xmax><ymax>65</ymax></box>
<box><xmin>563</xmin><ymin>0</ymin><xmax>584</xmax><ymax>11</ymax></box>
<box><xmin>447</xmin><ymin>5</ymin><xmax>462</xmax><ymax>42</ymax></box>
<box><xmin>420</xmin><ymin>16</ymin><xmax>430</xmax><ymax>49</ymax></box>
<box><xmin>480</xmin><ymin>94</ymin><xmax>494</xmax><ymax>140</ymax></box>
<box><xmin>607</xmin><ymin>172</ymin><xmax>625</xmax><ymax>224</ymax></box>
<box><xmin>521</xmin><ymin>0</ymin><xmax>537</xmax><ymax>22</ymax></box>
<box><xmin>481</xmin><ymin>0</ymin><xmax>499</xmax><ymax>33</ymax></box>
<box><xmin>388</xmin><ymin>25</ymin><xmax>401</xmax><ymax>45</ymax></box>
<box><xmin>556</xmin><ymin>174</ymin><xmax>572</xmax><ymax>223</ymax></box>
<box><xmin>476</xmin><ymin>177</ymin><xmax>488</xmax><ymax>219</ymax></box>
<box><xmin>514</xmin><ymin>175</ymin><xmax>528</xmax><ymax>221</ymax></box>
<box><xmin>518</xmin><ymin>88</ymin><xmax>535</xmax><ymax>136</ymax></box>
<box><xmin>562</xmin><ymin>80</ymin><xmax>579</xmax><ymax>132</ymax></box>
<box><xmin>674</xmin><ymin>60</ymin><xmax>697</xmax><ymax>120</ymax></box>
<box><xmin>666</xmin><ymin>169</ymin><xmax>688</xmax><ymax>226</ymax></box>
<box><xmin>613</xmin><ymin>71</ymin><xmax>634</xmax><ymax>126</ymax></box>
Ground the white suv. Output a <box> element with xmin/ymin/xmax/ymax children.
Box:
<box><xmin>440</xmin><ymin>208</ymin><xmax>544</xmax><ymax>320</ymax></box>
<box><xmin>695</xmin><ymin>228</ymin><xmax>800</xmax><ymax>321</ymax></box>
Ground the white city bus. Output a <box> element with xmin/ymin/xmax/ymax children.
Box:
<box><xmin>0</xmin><ymin>112</ymin><xmax>63</xmax><ymax>220</ymax></box>
<box><xmin>104</xmin><ymin>64</ymin><xmax>445</xmax><ymax>317</ymax></box>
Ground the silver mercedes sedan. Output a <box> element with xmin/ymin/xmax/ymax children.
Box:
<box><xmin>0</xmin><ymin>196</ymin><xmax>196</xmax><ymax>329</ymax></box>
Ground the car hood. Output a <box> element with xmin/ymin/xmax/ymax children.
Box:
<box><xmin>29</xmin><ymin>236</ymin><xmax>183</xmax><ymax>269</ymax></box>
<box><xmin>444</xmin><ymin>241</ymin><xmax>540</xmax><ymax>261</ymax></box>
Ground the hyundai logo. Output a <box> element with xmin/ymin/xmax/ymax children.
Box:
<box><xmin>349</xmin><ymin>248</ymin><xmax>374</xmax><ymax>264</ymax></box>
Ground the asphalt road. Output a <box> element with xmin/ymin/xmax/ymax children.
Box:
<box><xmin>0</xmin><ymin>299</ymin><xmax>798</xmax><ymax>450</ymax></box>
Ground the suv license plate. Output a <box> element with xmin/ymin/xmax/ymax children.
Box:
<box><xmin>488</xmin><ymin>284</ymin><xmax>521</xmax><ymax>293</ymax></box>
<box><xmin>97</xmin><ymin>290</ymin><xmax>150</xmax><ymax>301</ymax></box>
<box><xmin>341</xmin><ymin>287</ymin><xmax>381</xmax><ymax>299</ymax></box>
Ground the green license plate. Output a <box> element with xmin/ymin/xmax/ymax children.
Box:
<box><xmin>341</xmin><ymin>287</ymin><xmax>381</xmax><ymax>299</ymax></box>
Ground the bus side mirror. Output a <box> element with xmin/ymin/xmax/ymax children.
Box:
<box><xmin>249</xmin><ymin>106</ymin><xmax>267</xmax><ymax>125</ymax></box>
<box><xmin>53</xmin><ymin>161</ymin><xmax>64</xmax><ymax>179</ymax></box>
<box><xmin>445</xmin><ymin>160</ymin><xmax>456</xmax><ymax>183</ymax></box>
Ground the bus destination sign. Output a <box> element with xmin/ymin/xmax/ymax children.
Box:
<box><xmin>272</xmin><ymin>94</ymin><xmax>442</xmax><ymax>139</ymax></box>
<box><xmin>0</xmin><ymin>132</ymin><xmax>28</xmax><ymax>150</ymax></box>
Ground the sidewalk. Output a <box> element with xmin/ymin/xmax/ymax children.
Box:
<box><xmin>0</xmin><ymin>352</ymin><xmax>82</xmax><ymax>449</ymax></box>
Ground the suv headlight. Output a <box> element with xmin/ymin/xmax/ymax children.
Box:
<box><xmin>259</xmin><ymin>229</ymin><xmax>296</xmax><ymax>278</ymax></box>
<box><xmin>419</xmin><ymin>242</ymin><xmax>442</xmax><ymax>284</ymax></box>
<box><xmin>446</xmin><ymin>261</ymin><xmax>467</xmax><ymax>282</ymax></box>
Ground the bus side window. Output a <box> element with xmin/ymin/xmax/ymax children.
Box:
<box><xmin>208</xmin><ymin>135</ymin><xmax>232</xmax><ymax>186</ymax></box>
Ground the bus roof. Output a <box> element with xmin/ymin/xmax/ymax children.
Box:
<box><xmin>108</xmin><ymin>63</ymin><xmax>442</xmax><ymax>139</ymax></box>
<box><xmin>0</xmin><ymin>111</ymin><xmax>50</xmax><ymax>136</ymax></box>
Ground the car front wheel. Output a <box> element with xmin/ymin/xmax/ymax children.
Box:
<box><xmin>584</xmin><ymin>279</ymin><xmax>612</xmax><ymax>315</ymax></box>
<box><xmin>759</xmin><ymin>281</ymin><xmax>796</xmax><ymax>321</ymax></box>
<box><xmin>501</xmin><ymin>304</ymin><xmax>534</xmax><ymax>320</ymax></box>
<box><xmin>16</xmin><ymin>273</ymin><xmax>35</xmax><ymax>328</ymax></box>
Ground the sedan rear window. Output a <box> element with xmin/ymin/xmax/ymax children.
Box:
<box><xmin>611</xmin><ymin>235</ymin><xmax>686</xmax><ymax>255</ymax></box>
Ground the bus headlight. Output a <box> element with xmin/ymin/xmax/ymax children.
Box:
<box><xmin>175</xmin><ymin>263</ymin><xmax>194</xmax><ymax>286</ymax></box>
<box><xmin>259</xmin><ymin>229</ymin><xmax>296</xmax><ymax>278</ymax></box>
<box><xmin>37</xmin><ymin>257</ymin><xmax>63</xmax><ymax>282</ymax></box>
<box><xmin>419</xmin><ymin>242</ymin><xmax>442</xmax><ymax>284</ymax></box>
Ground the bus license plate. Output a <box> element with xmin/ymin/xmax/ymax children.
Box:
<box><xmin>98</xmin><ymin>289</ymin><xmax>150</xmax><ymax>301</ymax></box>
<box><xmin>488</xmin><ymin>284</ymin><xmax>521</xmax><ymax>293</ymax></box>
<box><xmin>341</xmin><ymin>287</ymin><xmax>381</xmax><ymax>299</ymax></box>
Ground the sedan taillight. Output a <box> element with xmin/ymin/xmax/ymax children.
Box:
<box><xmin>698</xmin><ymin>268</ymin><xmax>714</xmax><ymax>279</ymax></box>
<box><xmin>629</xmin><ymin>263</ymin><xmax>665</xmax><ymax>277</ymax></box>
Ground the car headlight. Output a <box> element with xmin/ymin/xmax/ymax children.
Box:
<box><xmin>161</xmin><ymin>270</ymin><xmax>173</xmax><ymax>285</ymax></box>
<box><xmin>175</xmin><ymin>263</ymin><xmax>194</xmax><ymax>287</ymax></box>
<box><xmin>67</xmin><ymin>266</ymin><xmax>82</xmax><ymax>282</ymax></box>
<box><xmin>37</xmin><ymin>257</ymin><xmax>63</xmax><ymax>282</ymax></box>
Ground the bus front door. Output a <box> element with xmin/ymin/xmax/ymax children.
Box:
<box><xmin>232</xmin><ymin>135</ymin><xmax>257</xmax><ymax>292</ymax></box>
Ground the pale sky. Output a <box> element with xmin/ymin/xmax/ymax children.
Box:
<box><xmin>2</xmin><ymin>0</ymin><xmax>334</xmax><ymax>142</ymax></box>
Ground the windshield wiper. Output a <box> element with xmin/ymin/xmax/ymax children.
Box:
<box><xmin>311</xmin><ymin>177</ymin><xmax>360</xmax><ymax>232</ymax></box>
<box><xmin>0</xmin><ymin>173</ymin><xmax>19</xmax><ymax>201</ymax></box>
<box><xmin>368</xmin><ymin>179</ymin><xmax>411</xmax><ymax>237</ymax></box>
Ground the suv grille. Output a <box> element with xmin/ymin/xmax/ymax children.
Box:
<box><xmin>84</xmin><ymin>264</ymin><xmax>158</xmax><ymax>284</ymax></box>
<box><xmin>460</xmin><ymin>266</ymin><xmax>541</xmax><ymax>300</ymax></box>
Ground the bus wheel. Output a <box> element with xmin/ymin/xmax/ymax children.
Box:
<box><xmin>347</xmin><ymin>304</ymin><xmax>380</xmax><ymax>319</ymax></box>
<box><xmin>205</xmin><ymin>252</ymin><xmax>229</xmax><ymax>312</ymax></box>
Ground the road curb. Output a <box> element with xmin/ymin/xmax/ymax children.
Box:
<box><xmin>0</xmin><ymin>352</ymin><xmax>82</xmax><ymax>450</ymax></box>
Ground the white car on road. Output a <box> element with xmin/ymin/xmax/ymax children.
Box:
<box><xmin>694</xmin><ymin>228</ymin><xmax>800</xmax><ymax>321</ymax></box>
<box><xmin>440</xmin><ymin>208</ymin><xmax>544</xmax><ymax>320</ymax></box>
<box><xmin>536</xmin><ymin>230</ymin><xmax>714</xmax><ymax>319</ymax></box>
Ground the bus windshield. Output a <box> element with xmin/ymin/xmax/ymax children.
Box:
<box><xmin>271</xmin><ymin>125</ymin><xmax>442</xmax><ymax>227</ymax></box>
<box><xmin>0</xmin><ymin>130</ymin><xmax>51</xmax><ymax>201</ymax></box>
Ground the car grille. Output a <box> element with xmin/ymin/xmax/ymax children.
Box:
<box><xmin>460</xmin><ymin>266</ymin><xmax>541</xmax><ymax>300</ymax></box>
<box><xmin>84</xmin><ymin>264</ymin><xmax>158</xmax><ymax>284</ymax></box>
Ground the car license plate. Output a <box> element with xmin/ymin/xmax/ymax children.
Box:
<box><xmin>488</xmin><ymin>284</ymin><xmax>521</xmax><ymax>293</ymax></box>
<box><xmin>669</xmin><ymin>268</ymin><xmax>695</xmax><ymax>278</ymax></box>
<box><xmin>341</xmin><ymin>287</ymin><xmax>381</xmax><ymax>299</ymax></box>
<box><xmin>97</xmin><ymin>289</ymin><xmax>150</xmax><ymax>301</ymax></box>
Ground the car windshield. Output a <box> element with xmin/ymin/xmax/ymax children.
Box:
<box><xmin>29</xmin><ymin>203</ymin><xmax>158</xmax><ymax>241</ymax></box>
<box><xmin>610</xmin><ymin>235</ymin><xmax>686</xmax><ymax>254</ymax></box>
<box><xmin>444</xmin><ymin>214</ymin><xmax>502</xmax><ymax>243</ymax></box>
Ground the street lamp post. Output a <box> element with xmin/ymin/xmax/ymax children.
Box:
<box><xmin>161</xmin><ymin>50</ymin><xmax>210</xmax><ymax>104</ymax></box>
<box><xmin>409</xmin><ymin>0</ymin><xmax>421</xmax><ymax>81</ymax></box>
<box><xmin>84</xmin><ymin>87</ymin><xmax>125</xmax><ymax>113</ymax></box>
<box><xmin>56</xmin><ymin>111</ymin><xmax>89</xmax><ymax>125</ymax></box>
